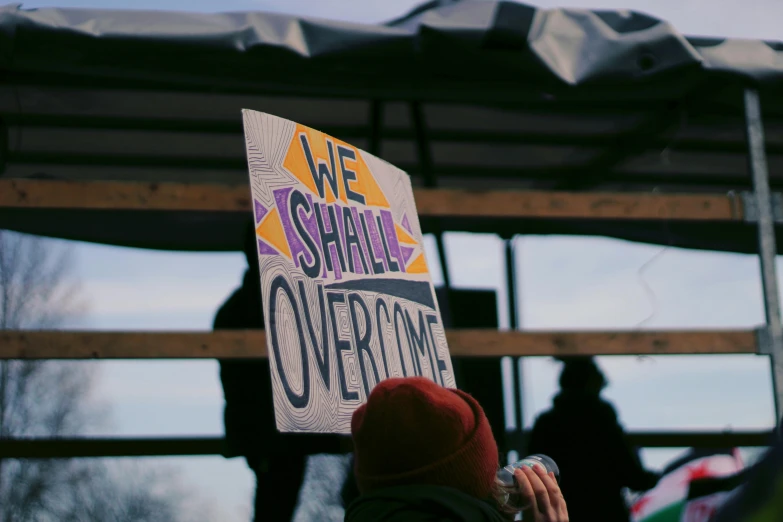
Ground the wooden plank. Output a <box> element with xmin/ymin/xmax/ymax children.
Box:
<box><xmin>414</xmin><ymin>189</ymin><xmax>741</xmax><ymax>221</ymax></box>
<box><xmin>446</xmin><ymin>330</ymin><xmax>758</xmax><ymax>357</ymax></box>
<box><xmin>507</xmin><ymin>430</ymin><xmax>773</xmax><ymax>453</ymax></box>
<box><xmin>0</xmin><ymin>437</ymin><xmax>227</xmax><ymax>459</ymax></box>
<box><xmin>0</xmin><ymin>179</ymin><xmax>742</xmax><ymax>221</ymax></box>
<box><xmin>627</xmin><ymin>431</ymin><xmax>775</xmax><ymax>448</ymax></box>
<box><xmin>0</xmin><ymin>329</ymin><xmax>758</xmax><ymax>360</ymax></box>
<box><xmin>0</xmin><ymin>179</ymin><xmax>253</xmax><ymax>212</ymax></box>
<box><xmin>0</xmin><ymin>330</ymin><xmax>269</xmax><ymax>359</ymax></box>
<box><xmin>0</xmin><ymin>430</ymin><xmax>773</xmax><ymax>459</ymax></box>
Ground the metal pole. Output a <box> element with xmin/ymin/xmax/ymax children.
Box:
<box><xmin>505</xmin><ymin>237</ymin><xmax>526</xmax><ymax>440</ymax></box>
<box><xmin>505</xmin><ymin>238</ymin><xmax>518</xmax><ymax>331</ymax></box>
<box><xmin>435</xmin><ymin>235</ymin><xmax>451</xmax><ymax>289</ymax></box>
<box><xmin>517</xmin><ymin>358</ymin><xmax>527</xmax><ymax>438</ymax></box>
<box><xmin>744</xmin><ymin>88</ymin><xmax>783</xmax><ymax>420</ymax></box>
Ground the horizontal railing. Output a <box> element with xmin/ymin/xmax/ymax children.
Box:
<box><xmin>0</xmin><ymin>431</ymin><xmax>774</xmax><ymax>459</ymax></box>
<box><xmin>0</xmin><ymin>179</ymin><xmax>745</xmax><ymax>221</ymax></box>
<box><xmin>0</xmin><ymin>179</ymin><xmax>770</xmax><ymax>460</ymax></box>
<box><xmin>0</xmin><ymin>329</ymin><xmax>760</xmax><ymax>359</ymax></box>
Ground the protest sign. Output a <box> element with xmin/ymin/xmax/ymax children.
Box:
<box><xmin>242</xmin><ymin>110</ymin><xmax>455</xmax><ymax>433</ymax></box>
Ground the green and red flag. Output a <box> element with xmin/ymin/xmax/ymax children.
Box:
<box><xmin>631</xmin><ymin>449</ymin><xmax>744</xmax><ymax>522</ymax></box>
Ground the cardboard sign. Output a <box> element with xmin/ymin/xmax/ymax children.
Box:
<box><xmin>242</xmin><ymin>110</ymin><xmax>455</xmax><ymax>433</ymax></box>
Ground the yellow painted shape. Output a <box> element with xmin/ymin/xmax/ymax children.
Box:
<box><xmin>283</xmin><ymin>124</ymin><xmax>341</xmax><ymax>204</ymax></box>
<box><xmin>406</xmin><ymin>253</ymin><xmax>429</xmax><ymax>274</ymax></box>
<box><xmin>340</xmin><ymin>144</ymin><xmax>390</xmax><ymax>209</ymax></box>
<box><xmin>256</xmin><ymin>207</ymin><xmax>292</xmax><ymax>259</ymax></box>
<box><xmin>395</xmin><ymin>223</ymin><xmax>417</xmax><ymax>245</ymax></box>
<box><xmin>282</xmin><ymin>121</ymin><xmax>390</xmax><ymax>208</ymax></box>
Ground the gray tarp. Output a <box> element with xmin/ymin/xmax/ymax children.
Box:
<box><xmin>1</xmin><ymin>0</ymin><xmax>782</xmax><ymax>252</ymax></box>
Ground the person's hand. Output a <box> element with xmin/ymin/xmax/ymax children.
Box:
<box><xmin>513</xmin><ymin>464</ymin><xmax>569</xmax><ymax>522</ymax></box>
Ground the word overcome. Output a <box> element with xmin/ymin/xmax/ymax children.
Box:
<box><xmin>268</xmin><ymin>274</ymin><xmax>449</xmax><ymax>409</ymax></box>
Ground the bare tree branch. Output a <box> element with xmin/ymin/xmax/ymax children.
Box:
<box><xmin>0</xmin><ymin>231</ymin><xmax>210</xmax><ymax>522</ymax></box>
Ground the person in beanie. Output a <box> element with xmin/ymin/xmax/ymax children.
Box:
<box><xmin>345</xmin><ymin>377</ymin><xmax>569</xmax><ymax>522</ymax></box>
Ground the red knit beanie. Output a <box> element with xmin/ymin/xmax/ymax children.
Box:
<box><xmin>351</xmin><ymin>377</ymin><xmax>499</xmax><ymax>500</ymax></box>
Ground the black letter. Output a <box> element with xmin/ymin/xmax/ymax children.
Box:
<box><xmin>337</xmin><ymin>145</ymin><xmax>366</xmax><ymax>205</ymax></box>
<box><xmin>291</xmin><ymin>190</ymin><xmax>321</xmax><ymax>279</ymax></box>
<box><xmin>375</xmin><ymin>298</ymin><xmax>391</xmax><ymax>379</ymax></box>
<box><xmin>297</xmin><ymin>280</ymin><xmax>330</xmax><ymax>390</ymax></box>
<box><xmin>378</xmin><ymin>215</ymin><xmax>399</xmax><ymax>272</ymax></box>
<box><xmin>328</xmin><ymin>292</ymin><xmax>359</xmax><ymax>401</ymax></box>
<box><xmin>393</xmin><ymin>302</ymin><xmax>418</xmax><ymax>376</ymax></box>
<box><xmin>268</xmin><ymin>275</ymin><xmax>310</xmax><ymax>409</ymax></box>
<box><xmin>348</xmin><ymin>293</ymin><xmax>381</xmax><ymax>399</ymax></box>
<box><xmin>406</xmin><ymin>309</ymin><xmax>438</xmax><ymax>382</ymax></box>
<box><xmin>426</xmin><ymin>313</ymin><xmax>449</xmax><ymax>386</ymax></box>
<box><xmin>361</xmin><ymin>213</ymin><xmax>385</xmax><ymax>275</ymax></box>
<box><xmin>316</xmin><ymin>203</ymin><xmax>347</xmax><ymax>274</ymax></box>
<box><xmin>343</xmin><ymin>207</ymin><xmax>369</xmax><ymax>275</ymax></box>
<box><xmin>301</xmin><ymin>134</ymin><xmax>340</xmax><ymax>200</ymax></box>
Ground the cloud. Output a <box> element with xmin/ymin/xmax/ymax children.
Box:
<box><xmin>519</xmin><ymin>236</ymin><xmax>766</xmax><ymax>329</ymax></box>
<box><xmin>515</xmin><ymin>236</ymin><xmax>777</xmax><ymax>433</ymax></box>
<box><xmin>81</xmin><ymin>279</ymin><xmax>237</xmax><ymax>316</ymax></box>
<box><xmin>21</xmin><ymin>0</ymin><xmax>425</xmax><ymax>24</ymax></box>
<box><xmin>100</xmin><ymin>360</ymin><xmax>223</xmax><ymax>403</ymax></box>
<box><xmin>66</xmin><ymin>241</ymin><xmax>245</xmax><ymax>319</ymax></box>
<box><xmin>522</xmin><ymin>353</ymin><xmax>777</xmax><ymax>429</ymax></box>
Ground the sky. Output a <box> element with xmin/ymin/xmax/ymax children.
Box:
<box><xmin>13</xmin><ymin>0</ymin><xmax>783</xmax><ymax>520</ymax></box>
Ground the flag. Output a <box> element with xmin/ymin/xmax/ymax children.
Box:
<box><xmin>681</xmin><ymin>472</ymin><xmax>747</xmax><ymax>522</ymax></box>
<box><xmin>631</xmin><ymin>449</ymin><xmax>744</xmax><ymax>522</ymax></box>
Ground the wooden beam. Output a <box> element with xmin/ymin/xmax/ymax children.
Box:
<box><xmin>0</xmin><ymin>329</ymin><xmax>758</xmax><ymax>360</ymax></box>
<box><xmin>0</xmin><ymin>437</ymin><xmax>227</xmax><ymax>459</ymax></box>
<box><xmin>0</xmin><ymin>179</ymin><xmax>253</xmax><ymax>212</ymax></box>
<box><xmin>0</xmin><ymin>431</ymin><xmax>773</xmax><ymax>459</ymax></box>
<box><xmin>0</xmin><ymin>330</ymin><xmax>269</xmax><ymax>359</ymax></box>
<box><xmin>415</xmin><ymin>189</ymin><xmax>741</xmax><ymax>221</ymax></box>
<box><xmin>447</xmin><ymin>330</ymin><xmax>758</xmax><ymax>357</ymax></box>
<box><xmin>627</xmin><ymin>431</ymin><xmax>775</xmax><ymax>448</ymax></box>
<box><xmin>506</xmin><ymin>430</ymin><xmax>774</xmax><ymax>454</ymax></box>
<box><xmin>0</xmin><ymin>179</ymin><xmax>742</xmax><ymax>221</ymax></box>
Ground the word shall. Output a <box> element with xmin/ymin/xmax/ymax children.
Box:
<box><xmin>277</xmin><ymin>187</ymin><xmax>407</xmax><ymax>280</ymax></box>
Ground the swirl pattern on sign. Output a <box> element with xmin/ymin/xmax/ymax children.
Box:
<box><xmin>243</xmin><ymin>109</ymin><xmax>455</xmax><ymax>433</ymax></box>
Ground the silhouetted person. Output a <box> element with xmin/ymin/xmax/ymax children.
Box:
<box><xmin>712</xmin><ymin>415</ymin><xmax>783</xmax><ymax>522</ymax></box>
<box><xmin>527</xmin><ymin>357</ymin><xmax>659</xmax><ymax>522</ymax></box>
<box><xmin>213</xmin><ymin>223</ymin><xmax>343</xmax><ymax>521</ymax></box>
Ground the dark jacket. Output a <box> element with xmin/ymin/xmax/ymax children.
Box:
<box><xmin>214</xmin><ymin>267</ymin><xmax>346</xmax><ymax>522</ymax></box>
<box><xmin>214</xmin><ymin>268</ymin><xmax>273</xmax><ymax>459</ymax></box>
<box><xmin>712</xmin><ymin>437</ymin><xmax>783</xmax><ymax>522</ymax></box>
<box><xmin>345</xmin><ymin>485</ymin><xmax>508</xmax><ymax>522</ymax></box>
<box><xmin>528</xmin><ymin>392</ymin><xmax>658</xmax><ymax>522</ymax></box>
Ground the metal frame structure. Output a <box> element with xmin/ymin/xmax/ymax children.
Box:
<box><xmin>745</xmin><ymin>89</ymin><xmax>783</xmax><ymax>415</ymax></box>
<box><xmin>0</xmin><ymin>88</ymin><xmax>781</xmax><ymax>461</ymax></box>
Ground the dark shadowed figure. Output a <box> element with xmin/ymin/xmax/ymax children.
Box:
<box><xmin>711</xmin><ymin>416</ymin><xmax>783</xmax><ymax>522</ymax></box>
<box><xmin>527</xmin><ymin>357</ymin><xmax>659</xmax><ymax>522</ymax></box>
<box><xmin>213</xmin><ymin>222</ymin><xmax>344</xmax><ymax>522</ymax></box>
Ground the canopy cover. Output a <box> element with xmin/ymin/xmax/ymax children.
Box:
<box><xmin>1</xmin><ymin>0</ymin><xmax>782</xmax><ymax>252</ymax></box>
